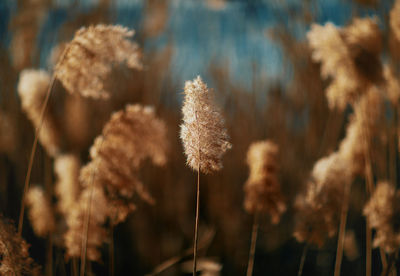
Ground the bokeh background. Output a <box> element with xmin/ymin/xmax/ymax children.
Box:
<box><xmin>0</xmin><ymin>0</ymin><xmax>398</xmax><ymax>275</ymax></box>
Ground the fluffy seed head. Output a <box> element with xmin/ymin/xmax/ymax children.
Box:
<box><xmin>244</xmin><ymin>140</ymin><xmax>286</xmax><ymax>223</ymax></box>
<box><xmin>18</xmin><ymin>69</ymin><xmax>61</xmax><ymax>157</ymax></box>
<box><xmin>26</xmin><ymin>186</ymin><xmax>55</xmax><ymax>238</ymax></box>
<box><xmin>363</xmin><ymin>181</ymin><xmax>400</xmax><ymax>253</ymax></box>
<box><xmin>0</xmin><ymin>216</ymin><xmax>40</xmax><ymax>275</ymax></box>
<box><xmin>55</xmin><ymin>24</ymin><xmax>142</xmax><ymax>99</ymax></box>
<box><xmin>54</xmin><ymin>154</ymin><xmax>81</xmax><ymax>217</ymax></box>
<box><xmin>294</xmin><ymin>153</ymin><xmax>351</xmax><ymax>247</ymax></box>
<box><xmin>65</xmin><ymin>104</ymin><xmax>168</xmax><ymax>260</ymax></box>
<box><xmin>180</xmin><ymin>76</ymin><xmax>232</xmax><ymax>174</ymax></box>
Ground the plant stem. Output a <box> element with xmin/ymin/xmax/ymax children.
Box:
<box><xmin>334</xmin><ymin>181</ymin><xmax>352</xmax><ymax>276</ymax></box>
<box><xmin>193</xmin><ymin>167</ymin><xmax>200</xmax><ymax>276</ymax></box>
<box><xmin>298</xmin><ymin>243</ymin><xmax>309</xmax><ymax>276</ymax></box>
<box><xmin>246</xmin><ymin>211</ymin><xmax>260</xmax><ymax>276</ymax></box>
<box><xmin>110</xmin><ymin>225</ymin><xmax>114</xmax><ymax>276</ymax></box>
<box><xmin>17</xmin><ymin>75</ymin><xmax>56</xmax><ymax>235</ymax></box>
<box><xmin>381</xmin><ymin>253</ymin><xmax>396</xmax><ymax>276</ymax></box>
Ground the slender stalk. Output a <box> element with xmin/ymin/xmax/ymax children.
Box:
<box><xmin>80</xmin><ymin>154</ymin><xmax>102</xmax><ymax>276</ymax></box>
<box><xmin>366</xmin><ymin>218</ymin><xmax>372</xmax><ymax>276</ymax></box>
<box><xmin>193</xmin><ymin>167</ymin><xmax>200</xmax><ymax>276</ymax></box>
<box><xmin>17</xmin><ymin>75</ymin><xmax>56</xmax><ymax>235</ymax></box>
<box><xmin>246</xmin><ymin>212</ymin><xmax>260</xmax><ymax>276</ymax></box>
<box><xmin>381</xmin><ymin>253</ymin><xmax>396</xmax><ymax>276</ymax></box>
<box><xmin>109</xmin><ymin>225</ymin><xmax>114</xmax><ymax>276</ymax></box>
<box><xmin>334</xmin><ymin>182</ymin><xmax>352</xmax><ymax>276</ymax></box>
<box><xmin>72</xmin><ymin>258</ymin><xmax>78</xmax><ymax>276</ymax></box>
<box><xmin>18</xmin><ymin>46</ymin><xmax>69</xmax><ymax>236</ymax></box>
<box><xmin>298</xmin><ymin>243</ymin><xmax>309</xmax><ymax>276</ymax></box>
<box><xmin>147</xmin><ymin>229</ymin><xmax>215</xmax><ymax>276</ymax></box>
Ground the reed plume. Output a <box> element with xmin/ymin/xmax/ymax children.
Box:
<box><xmin>338</xmin><ymin>87</ymin><xmax>382</xmax><ymax>176</ymax></box>
<box><xmin>26</xmin><ymin>186</ymin><xmax>55</xmax><ymax>238</ymax></box>
<box><xmin>65</xmin><ymin>104</ymin><xmax>168</xmax><ymax>261</ymax></box>
<box><xmin>54</xmin><ymin>154</ymin><xmax>81</xmax><ymax>218</ymax></box>
<box><xmin>390</xmin><ymin>0</ymin><xmax>400</xmax><ymax>43</ymax></box>
<box><xmin>180</xmin><ymin>76</ymin><xmax>231</xmax><ymax>275</ymax></box>
<box><xmin>180</xmin><ymin>76</ymin><xmax>232</xmax><ymax>174</ymax></box>
<box><xmin>294</xmin><ymin>153</ymin><xmax>351</xmax><ymax>247</ymax></box>
<box><xmin>18</xmin><ymin>69</ymin><xmax>61</xmax><ymax>157</ymax></box>
<box><xmin>307</xmin><ymin>18</ymin><xmax>382</xmax><ymax>110</ymax></box>
<box><xmin>0</xmin><ymin>216</ymin><xmax>40</xmax><ymax>275</ymax></box>
<box><xmin>55</xmin><ymin>24</ymin><xmax>143</xmax><ymax>99</ymax></box>
<box><xmin>244</xmin><ymin>140</ymin><xmax>286</xmax><ymax>223</ymax></box>
<box><xmin>363</xmin><ymin>181</ymin><xmax>400</xmax><ymax>253</ymax></box>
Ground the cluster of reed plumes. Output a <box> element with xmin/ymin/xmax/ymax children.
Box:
<box><xmin>1</xmin><ymin>0</ymin><xmax>400</xmax><ymax>275</ymax></box>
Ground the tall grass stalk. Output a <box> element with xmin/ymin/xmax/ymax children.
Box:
<box><xmin>297</xmin><ymin>243</ymin><xmax>309</xmax><ymax>276</ymax></box>
<box><xmin>334</xmin><ymin>182</ymin><xmax>351</xmax><ymax>276</ymax></box>
<box><xmin>193</xmin><ymin>166</ymin><xmax>200</xmax><ymax>276</ymax></box>
<box><xmin>18</xmin><ymin>74</ymin><xmax>56</xmax><ymax>235</ymax></box>
<box><xmin>246</xmin><ymin>211</ymin><xmax>259</xmax><ymax>276</ymax></box>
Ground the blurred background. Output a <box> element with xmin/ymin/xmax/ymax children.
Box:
<box><xmin>0</xmin><ymin>0</ymin><xmax>398</xmax><ymax>275</ymax></box>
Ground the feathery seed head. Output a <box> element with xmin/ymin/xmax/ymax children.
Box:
<box><xmin>243</xmin><ymin>140</ymin><xmax>285</xmax><ymax>223</ymax></box>
<box><xmin>26</xmin><ymin>186</ymin><xmax>55</xmax><ymax>238</ymax></box>
<box><xmin>180</xmin><ymin>76</ymin><xmax>232</xmax><ymax>174</ymax></box>
<box><xmin>18</xmin><ymin>69</ymin><xmax>61</xmax><ymax>157</ymax></box>
<box><xmin>55</xmin><ymin>24</ymin><xmax>142</xmax><ymax>99</ymax></box>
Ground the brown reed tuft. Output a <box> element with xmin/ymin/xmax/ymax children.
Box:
<box><xmin>54</xmin><ymin>154</ymin><xmax>81</xmax><ymax>218</ymax></box>
<box><xmin>390</xmin><ymin>0</ymin><xmax>400</xmax><ymax>43</ymax></box>
<box><xmin>307</xmin><ymin>18</ymin><xmax>382</xmax><ymax>110</ymax></box>
<box><xmin>363</xmin><ymin>181</ymin><xmax>400</xmax><ymax>253</ymax></box>
<box><xmin>383</xmin><ymin>65</ymin><xmax>400</xmax><ymax>105</ymax></box>
<box><xmin>180</xmin><ymin>76</ymin><xmax>232</xmax><ymax>174</ymax></box>
<box><xmin>55</xmin><ymin>24</ymin><xmax>142</xmax><ymax>99</ymax></box>
<box><xmin>65</xmin><ymin>104</ymin><xmax>168</xmax><ymax>261</ymax></box>
<box><xmin>26</xmin><ymin>186</ymin><xmax>55</xmax><ymax>238</ymax></box>
<box><xmin>18</xmin><ymin>69</ymin><xmax>61</xmax><ymax>157</ymax></box>
<box><xmin>338</xmin><ymin>87</ymin><xmax>382</xmax><ymax>176</ymax></box>
<box><xmin>243</xmin><ymin>140</ymin><xmax>286</xmax><ymax>224</ymax></box>
<box><xmin>294</xmin><ymin>153</ymin><xmax>352</xmax><ymax>247</ymax></box>
<box><xmin>0</xmin><ymin>216</ymin><xmax>40</xmax><ymax>275</ymax></box>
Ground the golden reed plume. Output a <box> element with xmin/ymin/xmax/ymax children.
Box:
<box><xmin>244</xmin><ymin>140</ymin><xmax>286</xmax><ymax>224</ymax></box>
<box><xmin>0</xmin><ymin>216</ymin><xmax>40</xmax><ymax>275</ymax></box>
<box><xmin>180</xmin><ymin>76</ymin><xmax>232</xmax><ymax>174</ymax></box>
<box><xmin>18</xmin><ymin>69</ymin><xmax>61</xmax><ymax>157</ymax></box>
<box><xmin>364</xmin><ymin>181</ymin><xmax>400</xmax><ymax>253</ymax></box>
<box><xmin>307</xmin><ymin>17</ymin><xmax>382</xmax><ymax>110</ymax></box>
<box><xmin>65</xmin><ymin>104</ymin><xmax>168</xmax><ymax>261</ymax></box>
<box><xmin>26</xmin><ymin>186</ymin><xmax>55</xmax><ymax>238</ymax></box>
<box><xmin>55</xmin><ymin>24</ymin><xmax>142</xmax><ymax>99</ymax></box>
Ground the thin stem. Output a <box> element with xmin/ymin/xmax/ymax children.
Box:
<box><xmin>193</xmin><ymin>168</ymin><xmax>200</xmax><ymax>276</ymax></box>
<box><xmin>18</xmin><ymin>75</ymin><xmax>56</xmax><ymax>235</ymax></box>
<box><xmin>72</xmin><ymin>258</ymin><xmax>78</xmax><ymax>276</ymax></box>
<box><xmin>381</xmin><ymin>253</ymin><xmax>396</xmax><ymax>276</ymax></box>
<box><xmin>80</xmin><ymin>157</ymin><xmax>101</xmax><ymax>276</ymax></box>
<box><xmin>298</xmin><ymin>243</ymin><xmax>309</xmax><ymax>276</ymax></box>
<box><xmin>334</xmin><ymin>182</ymin><xmax>352</xmax><ymax>276</ymax></box>
<box><xmin>18</xmin><ymin>46</ymin><xmax>69</xmax><ymax>236</ymax></box>
<box><xmin>110</xmin><ymin>225</ymin><xmax>114</xmax><ymax>276</ymax></box>
<box><xmin>147</xmin><ymin>228</ymin><xmax>215</xmax><ymax>276</ymax></box>
<box><xmin>366</xmin><ymin>218</ymin><xmax>372</xmax><ymax>276</ymax></box>
<box><xmin>246</xmin><ymin>212</ymin><xmax>260</xmax><ymax>276</ymax></box>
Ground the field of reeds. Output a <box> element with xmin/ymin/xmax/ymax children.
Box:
<box><xmin>0</xmin><ymin>0</ymin><xmax>400</xmax><ymax>275</ymax></box>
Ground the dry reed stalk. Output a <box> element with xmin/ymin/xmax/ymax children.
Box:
<box><xmin>246</xmin><ymin>212</ymin><xmax>259</xmax><ymax>276</ymax></box>
<box><xmin>333</xmin><ymin>179</ymin><xmax>351</xmax><ymax>276</ymax></box>
<box><xmin>180</xmin><ymin>76</ymin><xmax>231</xmax><ymax>275</ymax></box>
<box><xmin>297</xmin><ymin>243</ymin><xmax>309</xmax><ymax>276</ymax></box>
<box><xmin>18</xmin><ymin>24</ymin><xmax>142</xmax><ymax>236</ymax></box>
<box><xmin>63</xmin><ymin>104</ymin><xmax>167</xmax><ymax>274</ymax></box>
<box><xmin>243</xmin><ymin>140</ymin><xmax>285</xmax><ymax>276</ymax></box>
